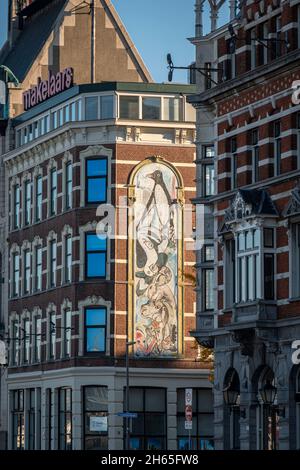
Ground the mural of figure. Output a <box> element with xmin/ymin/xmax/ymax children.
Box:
<box><xmin>131</xmin><ymin>160</ymin><xmax>182</xmax><ymax>357</ymax></box>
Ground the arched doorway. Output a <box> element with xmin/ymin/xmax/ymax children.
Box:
<box><xmin>223</xmin><ymin>368</ymin><xmax>240</xmax><ymax>450</ymax></box>
<box><xmin>252</xmin><ymin>366</ymin><xmax>278</xmax><ymax>450</ymax></box>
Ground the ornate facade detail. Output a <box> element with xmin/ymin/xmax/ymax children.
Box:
<box><xmin>283</xmin><ymin>184</ymin><xmax>300</xmax><ymax>218</ymax></box>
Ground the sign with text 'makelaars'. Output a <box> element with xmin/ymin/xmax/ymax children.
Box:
<box><xmin>22</xmin><ymin>68</ymin><xmax>74</xmax><ymax>111</ymax></box>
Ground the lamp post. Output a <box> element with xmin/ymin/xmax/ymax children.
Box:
<box><xmin>125</xmin><ymin>340</ymin><xmax>136</xmax><ymax>450</ymax></box>
<box><xmin>259</xmin><ymin>380</ymin><xmax>277</xmax><ymax>406</ymax></box>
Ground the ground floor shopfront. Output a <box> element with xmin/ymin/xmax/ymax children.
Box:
<box><xmin>209</xmin><ymin>320</ymin><xmax>300</xmax><ymax>450</ymax></box>
<box><xmin>7</xmin><ymin>367</ymin><xmax>213</xmax><ymax>450</ymax></box>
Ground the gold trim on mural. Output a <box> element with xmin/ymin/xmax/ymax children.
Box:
<box><xmin>127</xmin><ymin>155</ymin><xmax>184</xmax><ymax>358</ymax></box>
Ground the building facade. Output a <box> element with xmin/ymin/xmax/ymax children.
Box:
<box><xmin>191</xmin><ymin>0</ymin><xmax>300</xmax><ymax>450</ymax></box>
<box><xmin>0</xmin><ymin>0</ymin><xmax>214</xmax><ymax>450</ymax></box>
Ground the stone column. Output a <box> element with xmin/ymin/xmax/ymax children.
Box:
<box><xmin>72</xmin><ymin>386</ymin><xmax>82</xmax><ymax>450</ymax></box>
<box><xmin>108</xmin><ymin>378</ymin><xmax>124</xmax><ymax>450</ymax></box>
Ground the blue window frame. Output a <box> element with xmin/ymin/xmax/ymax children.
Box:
<box><xmin>85</xmin><ymin>158</ymin><xmax>107</xmax><ymax>204</ymax></box>
<box><xmin>85</xmin><ymin>233</ymin><xmax>107</xmax><ymax>279</ymax></box>
<box><xmin>85</xmin><ymin>308</ymin><xmax>107</xmax><ymax>353</ymax></box>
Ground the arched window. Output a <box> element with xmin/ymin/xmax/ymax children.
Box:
<box><xmin>223</xmin><ymin>368</ymin><xmax>240</xmax><ymax>450</ymax></box>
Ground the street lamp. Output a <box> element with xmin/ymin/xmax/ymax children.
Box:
<box><xmin>259</xmin><ymin>380</ymin><xmax>277</xmax><ymax>406</ymax></box>
<box><xmin>223</xmin><ymin>383</ymin><xmax>239</xmax><ymax>407</ymax></box>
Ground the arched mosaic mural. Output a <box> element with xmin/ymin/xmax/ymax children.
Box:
<box><xmin>128</xmin><ymin>156</ymin><xmax>184</xmax><ymax>358</ymax></box>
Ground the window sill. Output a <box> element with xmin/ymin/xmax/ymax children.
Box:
<box><xmin>289</xmin><ymin>297</ymin><xmax>300</xmax><ymax>303</ymax></box>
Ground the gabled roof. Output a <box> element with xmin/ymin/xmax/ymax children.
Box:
<box><xmin>219</xmin><ymin>189</ymin><xmax>279</xmax><ymax>234</ymax></box>
<box><xmin>0</xmin><ymin>0</ymin><xmax>152</xmax><ymax>84</ymax></box>
<box><xmin>283</xmin><ymin>184</ymin><xmax>300</xmax><ymax>218</ymax></box>
<box><xmin>100</xmin><ymin>0</ymin><xmax>152</xmax><ymax>83</ymax></box>
<box><xmin>1</xmin><ymin>0</ymin><xmax>67</xmax><ymax>83</ymax></box>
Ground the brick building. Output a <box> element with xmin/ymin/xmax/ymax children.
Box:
<box><xmin>190</xmin><ymin>0</ymin><xmax>300</xmax><ymax>450</ymax></box>
<box><xmin>0</xmin><ymin>0</ymin><xmax>213</xmax><ymax>451</ymax></box>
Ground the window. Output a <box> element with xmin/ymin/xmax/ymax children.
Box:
<box><xmin>128</xmin><ymin>388</ymin><xmax>166</xmax><ymax>450</ymax></box>
<box><xmin>28</xmin><ymin>389</ymin><xmax>35</xmax><ymax>450</ymax></box>
<box><xmin>24</xmin><ymin>180</ymin><xmax>31</xmax><ymax>225</ymax></box>
<box><xmin>46</xmin><ymin>389</ymin><xmax>53</xmax><ymax>450</ymax></box>
<box><xmin>49</xmin><ymin>240</ymin><xmax>57</xmax><ymax>288</ymax></box>
<box><xmin>64</xmin><ymin>309</ymin><xmax>72</xmax><ymax>358</ymax></box>
<box><xmin>203</xmin><ymin>146</ymin><xmax>215</xmax><ymax>159</ymax></box>
<box><xmin>85</xmin><ymin>307</ymin><xmax>107</xmax><ymax>353</ymax></box>
<box><xmin>34</xmin><ymin>317</ymin><xmax>41</xmax><ymax>362</ymax></box>
<box><xmin>35</xmin><ymin>175</ymin><xmax>42</xmax><ymax>222</ymax></box>
<box><xmin>251</xmin><ymin>129</ymin><xmax>259</xmax><ymax>183</ymax></box>
<box><xmin>13</xmin><ymin>184</ymin><xmax>20</xmax><ymax>229</ymax></box>
<box><xmin>24</xmin><ymin>318</ymin><xmax>31</xmax><ymax>363</ymax></box>
<box><xmin>204</xmin><ymin>269</ymin><xmax>214</xmax><ymax>310</ymax></box>
<box><xmin>250</xmin><ymin>29</ymin><xmax>256</xmax><ymax>69</ymax></box>
<box><xmin>65</xmin><ymin>162</ymin><xmax>72</xmax><ymax>210</ymax></box>
<box><xmin>12</xmin><ymin>390</ymin><xmax>24</xmax><ymax>450</ymax></box>
<box><xmin>100</xmin><ymin>95</ymin><xmax>114</xmax><ymax>119</ymax></box>
<box><xmin>274</xmin><ymin>121</ymin><xmax>281</xmax><ymax>176</ymax></box>
<box><xmin>23</xmin><ymin>249</ymin><xmax>31</xmax><ymax>295</ymax></box>
<box><xmin>58</xmin><ymin>388</ymin><xmax>72</xmax><ymax>450</ymax></box>
<box><xmin>274</xmin><ymin>16</ymin><xmax>282</xmax><ymax>59</ymax></box>
<box><xmin>119</xmin><ymin>96</ymin><xmax>139</xmax><ymax>119</ymax></box>
<box><xmin>177</xmin><ymin>389</ymin><xmax>214</xmax><ymax>450</ymax></box>
<box><xmin>224</xmin><ymin>238</ymin><xmax>236</xmax><ymax>308</ymax></box>
<box><xmin>85</xmin><ymin>96</ymin><xmax>98</xmax><ymax>120</ymax></box>
<box><xmin>142</xmin><ymin>97</ymin><xmax>161</xmax><ymax>120</ymax></box>
<box><xmin>12</xmin><ymin>252</ymin><xmax>20</xmax><ymax>297</ymax></box>
<box><xmin>231</xmin><ymin>138</ymin><xmax>237</xmax><ymax>189</ymax></box>
<box><xmin>34</xmin><ymin>245</ymin><xmax>42</xmax><ymax>292</ymax></box>
<box><xmin>83</xmin><ymin>386</ymin><xmax>108</xmax><ymax>450</ymax></box>
<box><xmin>163</xmin><ymin>97</ymin><xmax>182</xmax><ymax>121</ymax></box>
<box><xmin>204</xmin><ymin>245</ymin><xmax>214</xmax><ymax>262</ymax></box>
<box><xmin>85</xmin><ymin>233</ymin><xmax>107</xmax><ymax>279</ymax></box>
<box><xmin>203</xmin><ymin>164</ymin><xmax>215</xmax><ymax>196</ymax></box>
<box><xmin>49</xmin><ymin>312</ymin><xmax>56</xmax><ymax>359</ymax></box>
<box><xmin>65</xmin><ymin>235</ymin><xmax>72</xmax><ymax>283</ymax></box>
<box><xmin>264</xmin><ymin>253</ymin><xmax>275</xmax><ymax>300</ymax></box>
<box><xmin>236</xmin><ymin>229</ymin><xmax>260</xmax><ymax>303</ymax></box>
<box><xmin>86</xmin><ymin>158</ymin><xmax>107</xmax><ymax>204</ymax></box>
<box><xmin>11</xmin><ymin>320</ymin><xmax>19</xmax><ymax>366</ymax></box>
<box><xmin>204</xmin><ymin>62</ymin><xmax>212</xmax><ymax>90</ymax></box>
<box><xmin>50</xmin><ymin>169</ymin><xmax>57</xmax><ymax>216</ymax></box>
<box><xmin>291</xmin><ymin>223</ymin><xmax>300</xmax><ymax>298</ymax></box>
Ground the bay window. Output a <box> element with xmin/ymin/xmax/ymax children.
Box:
<box><xmin>235</xmin><ymin>226</ymin><xmax>275</xmax><ymax>303</ymax></box>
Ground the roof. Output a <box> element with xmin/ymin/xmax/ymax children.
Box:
<box><xmin>219</xmin><ymin>189</ymin><xmax>279</xmax><ymax>234</ymax></box>
<box><xmin>14</xmin><ymin>81</ymin><xmax>196</xmax><ymax>125</ymax></box>
<box><xmin>0</xmin><ymin>0</ymin><xmax>153</xmax><ymax>86</ymax></box>
<box><xmin>1</xmin><ymin>0</ymin><xmax>67</xmax><ymax>83</ymax></box>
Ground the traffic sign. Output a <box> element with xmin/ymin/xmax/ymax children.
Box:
<box><xmin>117</xmin><ymin>412</ymin><xmax>138</xmax><ymax>419</ymax></box>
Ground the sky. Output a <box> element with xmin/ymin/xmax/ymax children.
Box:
<box><xmin>0</xmin><ymin>0</ymin><xmax>229</xmax><ymax>83</ymax></box>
